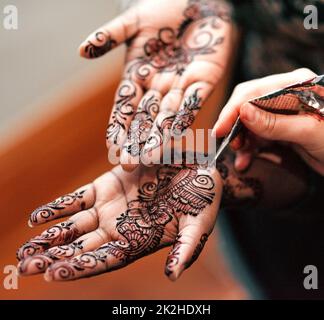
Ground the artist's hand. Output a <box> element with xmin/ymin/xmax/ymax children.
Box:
<box><xmin>17</xmin><ymin>162</ymin><xmax>221</xmax><ymax>281</ymax></box>
<box><xmin>79</xmin><ymin>0</ymin><xmax>233</xmax><ymax>170</ymax></box>
<box><xmin>212</xmin><ymin>68</ymin><xmax>324</xmax><ymax>175</ymax></box>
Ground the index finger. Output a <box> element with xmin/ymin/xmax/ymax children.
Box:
<box><xmin>212</xmin><ymin>68</ymin><xmax>317</xmax><ymax>138</ymax></box>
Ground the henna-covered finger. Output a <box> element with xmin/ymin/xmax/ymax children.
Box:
<box><xmin>17</xmin><ymin>208</ymin><xmax>99</xmax><ymax>261</ymax></box>
<box><xmin>28</xmin><ymin>184</ymin><xmax>95</xmax><ymax>227</ymax></box>
<box><xmin>171</xmin><ymin>82</ymin><xmax>213</xmax><ymax>136</ymax></box>
<box><xmin>44</xmin><ymin>240</ymin><xmax>132</xmax><ymax>281</ymax></box>
<box><xmin>79</xmin><ymin>8</ymin><xmax>139</xmax><ymax>59</ymax></box>
<box><xmin>18</xmin><ymin>229</ymin><xmax>107</xmax><ymax>276</ymax></box>
<box><xmin>164</xmin><ymin>229</ymin><xmax>210</xmax><ymax>281</ymax></box>
<box><xmin>106</xmin><ymin>80</ymin><xmax>143</xmax><ymax>149</ymax></box>
<box><xmin>164</xmin><ymin>166</ymin><xmax>222</xmax><ymax>281</ymax></box>
<box><xmin>140</xmin><ymin>89</ymin><xmax>183</xmax><ymax>165</ymax></box>
<box><xmin>120</xmin><ymin>90</ymin><xmax>161</xmax><ymax>171</ymax></box>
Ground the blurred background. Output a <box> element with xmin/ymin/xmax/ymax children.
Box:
<box><xmin>0</xmin><ymin>0</ymin><xmax>247</xmax><ymax>299</ymax></box>
<box><xmin>1</xmin><ymin>0</ymin><xmax>119</xmax><ymax>138</ymax></box>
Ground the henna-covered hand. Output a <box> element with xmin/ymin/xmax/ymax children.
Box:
<box><xmin>17</xmin><ymin>161</ymin><xmax>222</xmax><ymax>281</ymax></box>
<box><xmin>16</xmin><ymin>146</ymin><xmax>308</xmax><ymax>282</ymax></box>
<box><xmin>79</xmin><ymin>0</ymin><xmax>234</xmax><ymax>170</ymax></box>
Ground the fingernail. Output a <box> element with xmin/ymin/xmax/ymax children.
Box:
<box><xmin>169</xmin><ymin>266</ymin><xmax>185</xmax><ymax>282</ymax></box>
<box><xmin>241</xmin><ymin>103</ymin><xmax>256</xmax><ymax>123</ymax></box>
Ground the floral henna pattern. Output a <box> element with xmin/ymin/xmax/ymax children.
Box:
<box><xmin>29</xmin><ymin>190</ymin><xmax>86</xmax><ymax>225</ymax></box>
<box><xmin>172</xmin><ymin>89</ymin><xmax>202</xmax><ymax>135</ymax></box>
<box><xmin>47</xmin><ymin>164</ymin><xmax>215</xmax><ymax>280</ymax></box>
<box><xmin>123</xmin><ymin>95</ymin><xmax>160</xmax><ymax>156</ymax></box>
<box><xmin>84</xmin><ymin>31</ymin><xmax>117</xmax><ymax>58</ymax></box>
<box><xmin>17</xmin><ymin>221</ymin><xmax>81</xmax><ymax>261</ymax></box>
<box><xmin>107</xmin><ymin>81</ymin><xmax>137</xmax><ymax>145</ymax></box>
<box><xmin>126</xmin><ymin>0</ymin><xmax>228</xmax><ymax>79</ymax></box>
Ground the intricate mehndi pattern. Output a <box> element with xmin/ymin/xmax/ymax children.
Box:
<box><xmin>43</xmin><ymin>164</ymin><xmax>215</xmax><ymax>280</ymax></box>
<box><xmin>29</xmin><ymin>190</ymin><xmax>86</xmax><ymax>225</ymax></box>
<box><xmin>123</xmin><ymin>94</ymin><xmax>160</xmax><ymax>156</ymax></box>
<box><xmin>17</xmin><ymin>221</ymin><xmax>81</xmax><ymax>261</ymax></box>
<box><xmin>106</xmin><ymin>0</ymin><xmax>230</xmax><ymax>148</ymax></box>
<box><xmin>18</xmin><ymin>240</ymin><xmax>85</xmax><ymax>275</ymax></box>
<box><xmin>106</xmin><ymin>81</ymin><xmax>137</xmax><ymax>145</ymax></box>
<box><xmin>126</xmin><ymin>0</ymin><xmax>227</xmax><ymax>79</ymax></box>
<box><xmin>172</xmin><ymin>89</ymin><xmax>202</xmax><ymax>135</ymax></box>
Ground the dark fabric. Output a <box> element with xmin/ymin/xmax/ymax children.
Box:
<box><xmin>230</xmin><ymin>0</ymin><xmax>324</xmax><ymax>79</ymax></box>
<box><xmin>223</xmin><ymin>0</ymin><xmax>324</xmax><ymax>299</ymax></box>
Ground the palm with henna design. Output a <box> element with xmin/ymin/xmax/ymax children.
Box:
<box><xmin>79</xmin><ymin>0</ymin><xmax>233</xmax><ymax>170</ymax></box>
<box><xmin>17</xmin><ymin>162</ymin><xmax>221</xmax><ymax>281</ymax></box>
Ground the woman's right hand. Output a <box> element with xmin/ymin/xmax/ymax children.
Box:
<box><xmin>212</xmin><ymin>69</ymin><xmax>324</xmax><ymax>175</ymax></box>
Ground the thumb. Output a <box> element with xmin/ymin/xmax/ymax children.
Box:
<box><xmin>240</xmin><ymin>103</ymin><xmax>317</xmax><ymax>144</ymax></box>
<box><xmin>164</xmin><ymin>226</ymin><xmax>210</xmax><ymax>281</ymax></box>
<box><xmin>79</xmin><ymin>8</ymin><xmax>139</xmax><ymax>59</ymax></box>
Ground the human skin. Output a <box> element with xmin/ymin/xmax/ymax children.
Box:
<box><xmin>212</xmin><ymin>68</ymin><xmax>324</xmax><ymax>175</ymax></box>
<box><xmin>16</xmin><ymin>148</ymin><xmax>307</xmax><ymax>282</ymax></box>
<box><xmin>78</xmin><ymin>0</ymin><xmax>235</xmax><ymax>170</ymax></box>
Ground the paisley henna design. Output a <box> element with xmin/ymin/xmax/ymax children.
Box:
<box><xmin>29</xmin><ymin>190</ymin><xmax>86</xmax><ymax>225</ymax></box>
<box><xmin>17</xmin><ymin>221</ymin><xmax>81</xmax><ymax>261</ymax></box>
<box><xmin>172</xmin><ymin>89</ymin><xmax>202</xmax><ymax>136</ymax></box>
<box><xmin>126</xmin><ymin>0</ymin><xmax>228</xmax><ymax>79</ymax></box>
<box><xmin>106</xmin><ymin>81</ymin><xmax>137</xmax><ymax>145</ymax></box>
<box><xmin>123</xmin><ymin>94</ymin><xmax>160</xmax><ymax>156</ymax></box>
<box><xmin>165</xmin><ymin>235</ymin><xmax>182</xmax><ymax>276</ymax></box>
<box><xmin>46</xmin><ymin>164</ymin><xmax>215</xmax><ymax>280</ymax></box>
<box><xmin>84</xmin><ymin>31</ymin><xmax>117</xmax><ymax>58</ymax></box>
